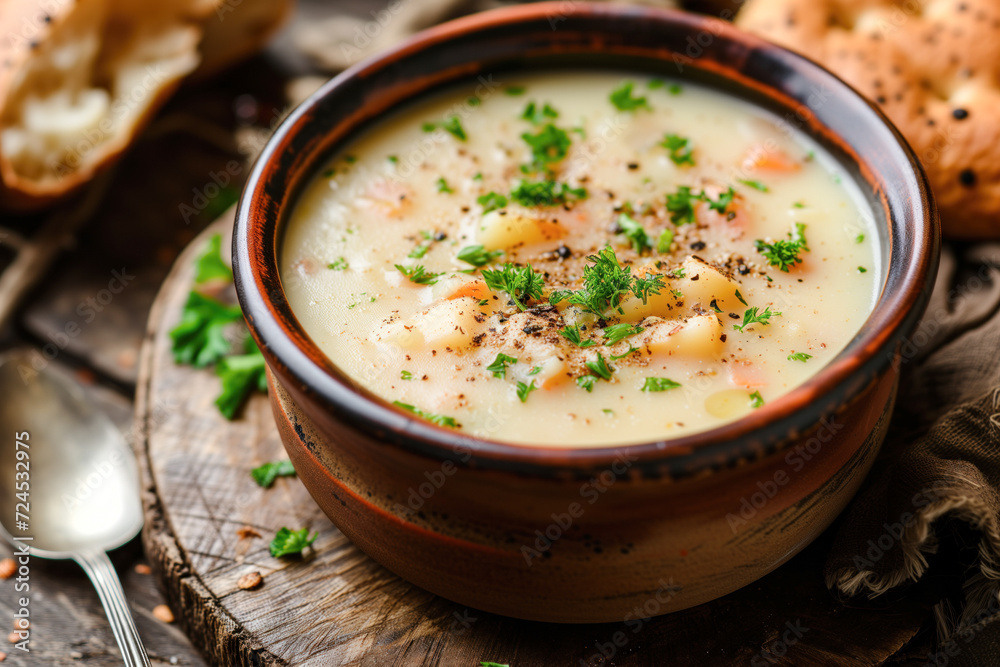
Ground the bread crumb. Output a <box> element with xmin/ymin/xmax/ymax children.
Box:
<box><xmin>237</xmin><ymin>571</ymin><xmax>263</xmax><ymax>590</ymax></box>
<box><xmin>152</xmin><ymin>605</ymin><xmax>175</xmax><ymax>624</ymax></box>
<box><xmin>134</xmin><ymin>564</ymin><xmax>152</xmax><ymax>575</ymax></box>
<box><xmin>0</xmin><ymin>559</ymin><xmax>15</xmax><ymax>580</ymax></box>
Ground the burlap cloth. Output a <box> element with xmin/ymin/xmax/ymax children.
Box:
<box><xmin>296</xmin><ymin>1</ymin><xmax>1000</xmax><ymax>660</ymax></box>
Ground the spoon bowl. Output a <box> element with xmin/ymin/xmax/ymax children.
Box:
<box><xmin>0</xmin><ymin>350</ymin><xmax>150</xmax><ymax>666</ymax></box>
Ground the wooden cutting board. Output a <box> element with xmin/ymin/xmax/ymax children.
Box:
<box><xmin>136</xmin><ymin>215</ymin><xmax>929</xmax><ymax>666</ymax></box>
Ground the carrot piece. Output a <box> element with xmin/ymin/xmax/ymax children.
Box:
<box><xmin>741</xmin><ymin>146</ymin><xmax>801</xmax><ymax>173</ymax></box>
<box><xmin>447</xmin><ymin>281</ymin><xmax>490</xmax><ymax>301</ymax></box>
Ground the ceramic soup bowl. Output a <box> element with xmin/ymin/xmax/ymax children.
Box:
<box><xmin>234</xmin><ymin>3</ymin><xmax>939</xmax><ymax>623</ymax></box>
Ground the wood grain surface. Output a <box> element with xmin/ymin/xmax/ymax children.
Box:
<box><xmin>133</xmin><ymin>217</ymin><xmax>940</xmax><ymax>667</ymax></box>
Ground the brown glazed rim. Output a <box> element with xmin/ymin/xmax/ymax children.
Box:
<box><xmin>234</xmin><ymin>3</ymin><xmax>939</xmax><ymax>476</ymax></box>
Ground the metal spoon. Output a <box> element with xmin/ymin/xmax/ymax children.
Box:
<box><xmin>0</xmin><ymin>351</ymin><xmax>150</xmax><ymax>666</ymax></box>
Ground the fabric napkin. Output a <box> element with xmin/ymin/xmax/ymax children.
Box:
<box><xmin>825</xmin><ymin>244</ymin><xmax>1000</xmax><ymax>662</ymax></box>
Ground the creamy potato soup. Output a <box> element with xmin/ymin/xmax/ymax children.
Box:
<box><xmin>281</xmin><ymin>71</ymin><xmax>878</xmax><ymax>447</ymax></box>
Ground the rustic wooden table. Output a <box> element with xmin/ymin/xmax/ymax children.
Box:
<box><xmin>0</xmin><ymin>1</ymin><xmax>947</xmax><ymax>665</ymax></box>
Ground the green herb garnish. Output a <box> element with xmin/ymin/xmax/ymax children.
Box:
<box><xmin>215</xmin><ymin>339</ymin><xmax>268</xmax><ymax>419</ymax></box>
<box><xmin>457</xmin><ymin>244</ymin><xmax>504</xmax><ymax>267</ymax></box>
<box><xmin>521</xmin><ymin>123</ymin><xmax>571</xmax><ymax>173</ymax></box>
<box><xmin>735</xmin><ymin>289</ymin><xmax>748</xmax><ymax>306</ymax></box>
<box><xmin>666</xmin><ymin>186</ymin><xmax>700</xmax><ymax>225</ymax></box>
<box><xmin>327</xmin><ymin>257</ymin><xmax>349</xmax><ymax>270</ymax></box>
<box><xmin>392</xmin><ymin>401</ymin><xmax>458</xmax><ymax>428</ymax></box>
<box><xmin>194</xmin><ymin>234</ymin><xmax>233</xmax><ymax>283</ymax></box>
<box><xmin>749</xmin><ymin>390</ymin><xmax>765</xmax><ymax>408</ymax></box>
<box><xmin>170</xmin><ymin>291</ymin><xmax>244</xmax><ymax>368</ymax></box>
<box><xmin>754</xmin><ymin>223</ymin><xmax>809</xmax><ymax>272</ymax></box>
<box><xmin>641</xmin><ymin>377</ymin><xmax>681</xmax><ymax>392</ymax></box>
<box><xmin>602</xmin><ymin>323</ymin><xmax>644</xmax><ymax>346</ymax></box>
<box><xmin>400</xmin><ymin>370</ymin><xmax>414</xmax><ymax>381</ymax></box>
<box><xmin>576</xmin><ymin>375</ymin><xmax>597</xmax><ymax>392</ymax></box>
<box><xmin>549</xmin><ymin>246</ymin><xmax>665</xmax><ymax>315</ymax></box>
<box><xmin>704</xmin><ymin>187</ymin><xmax>736</xmax><ymax>214</ymax></box>
<box><xmin>739</xmin><ymin>179</ymin><xmax>769</xmax><ymax>192</ymax></box>
<box><xmin>270</xmin><ymin>527</ymin><xmax>317</xmax><ymax>557</ymax></box>
<box><xmin>788</xmin><ymin>352</ymin><xmax>812</xmax><ymax>362</ymax></box>
<box><xmin>609</xmin><ymin>82</ymin><xmax>650</xmax><ymax>111</ymax></box>
<box><xmin>559</xmin><ymin>324</ymin><xmax>597</xmax><ymax>348</ymax></box>
<box><xmin>522</xmin><ymin>101</ymin><xmax>559</xmax><ymax>124</ymax></box>
<box><xmin>733</xmin><ymin>306</ymin><xmax>781</xmax><ymax>333</ymax></box>
<box><xmin>510</xmin><ymin>179</ymin><xmax>586</xmax><ymax>207</ymax></box>
<box><xmin>516</xmin><ymin>380</ymin><xmax>538</xmax><ymax>402</ymax></box>
<box><xmin>251</xmin><ymin>460</ymin><xmax>295</xmax><ymax>488</ymax></box>
<box><xmin>504</xmin><ymin>86</ymin><xmax>526</xmax><ymax>96</ymax></box>
<box><xmin>856</xmin><ymin>234</ymin><xmax>865</xmax><ymax>243</ymax></box>
<box><xmin>395</xmin><ymin>264</ymin><xmax>443</xmax><ymax>285</ymax></box>
<box><xmin>858</xmin><ymin>266</ymin><xmax>867</xmax><ymax>273</ymax></box>
<box><xmin>422</xmin><ymin>115</ymin><xmax>467</xmax><ymax>141</ymax></box>
<box><xmin>657</xmin><ymin>228</ymin><xmax>674</xmax><ymax>253</ymax></box>
<box><xmin>486</xmin><ymin>353</ymin><xmax>518</xmax><ymax>379</ymax></box>
<box><xmin>660</xmin><ymin>134</ymin><xmax>695</xmax><ymax>166</ymax></box>
<box><xmin>616</xmin><ymin>213</ymin><xmax>651</xmax><ymax>253</ymax></box>
<box><xmin>585</xmin><ymin>353</ymin><xmax>615</xmax><ymax>381</ymax></box>
<box><xmin>481</xmin><ymin>263</ymin><xmax>544</xmax><ymax>311</ymax></box>
<box><xmin>478</xmin><ymin>191</ymin><xmax>508</xmax><ymax>213</ymax></box>
<box><xmin>436</xmin><ymin>177</ymin><xmax>454</xmax><ymax>193</ymax></box>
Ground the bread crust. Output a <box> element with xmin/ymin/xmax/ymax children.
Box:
<box><xmin>0</xmin><ymin>0</ymin><xmax>289</xmax><ymax>212</ymax></box>
<box><xmin>738</xmin><ymin>0</ymin><xmax>1000</xmax><ymax>239</ymax></box>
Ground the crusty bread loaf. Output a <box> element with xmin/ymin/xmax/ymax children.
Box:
<box><xmin>737</xmin><ymin>0</ymin><xmax>1000</xmax><ymax>239</ymax></box>
<box><xmin>0</xmin><ymin>0</ymin><xmax>290</xmax><ymax>212</ymax></box>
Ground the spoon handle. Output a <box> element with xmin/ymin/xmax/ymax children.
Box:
<box><xmin>75</xmin><ymin>551</ymin><xmax>152</xmax><ymax>667</ymax></box>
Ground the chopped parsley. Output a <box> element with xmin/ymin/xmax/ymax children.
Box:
<box><xmin>395</xmin><ymin>264</ymin><xmax>442</xmax><ymax>285</ymax></box>
<box><xmin>478</xmin><ymin>191</ymin><xmax>508</xmax><ymax>213</ymax></box>
<box><xmin>270</xmin><ymin>527</ymin><xmax>317</xmax><ymax>558</ymax></box>
<box><xmin>739</xmin><ymin>179</ymin><xmax>769</xmax><ymax>192</ymax></box>
<box><xmin>754</xmin><ymin>223</ymin><xmax>809</xmax><ymax>272</ymax></box>
<box><xmin>749</xmin><ymin>390</ymin><xmax>765</xmax><ymax>408</ymax></box>
<box><xmin>660</xmin><ymin>134</ymin><xmax>695</xmax><ymax>166</ymax></box>
<box><xmin>735</xmin><ymin>289</ymin><xmax>748</xmax><ymax>306</ymax></box>
<box><xmin>733</xmin><ymin>306</ymin><xmax>781</xmax><ymax>332</ymax></box>
<box><xmin>858</xmin><ymin>266</ymin><xmax>868</xmax><ymax>273</ymax></box>
<box><xmin>788</xmin><ymin>352</ymin><xmax>812</xmax><ymax>362</ymax></box>
<box><xmin>481</xmin><ymin>263</ymin><xmax>545</xmax><ymax>311</ymax></box>
<box><xmin>641</xmin><ymin>377</ymin><xmax>681</xmax><ymax>392</ymax></box>
<box><xmin>666</xmin><ymin>186</ymin><xmax>700</xmax><ymax>225</ymax></box>
<box><xmin>516</xmin><ymin>380</ymin><xmax>538</xmax><ymax>402</ymax></box>
<box><xmin>392</xmin><ymin>400</ymin><xmax>458</xmax><ymax>428</ymax></box>
<box><xmin>510</xmin><ymin>179</ymin><xmax>586</xmax><ymax>207</ymax></box>
<box><xmin>668</xmin><ymin>83</ymin><xmax>683</xmax><ymax>95</ymax></box>
<box><xmin>504</xmin><ymin>86</ymin><xmax>526</xmax><ymax>96</ymax></box>
<box><xmin>421</xmin><ymin>115</ymin><xmax>467</xmax><ymax>141</ymax></box>
<box><xmin>521</xmin><ymin>123</ymin><xmax>571</xmax><ymax>173</ymax></box>
<box><xmin>792</xmin><ymin>201</ymin><xmax>805</xmax><ymax>208</ymax></box>
<box><xmin>584</xmin><ymin>353</ymin><xmax>615</xmax><ymax>380</ymax></box>
<box><xmin>215</xmin><ymin>339</ymin><xmax>268</xmax><ymax>419</ymax></box>
<box><xmin>610</xmin><ymin>345</ymin><xmax>638</xmax><ymax>360</ymax></box>
<box><xmin>704</xmin><ymin>187</ymin><xmax>736</xmax><ymax>214</ymax></box>
<box><xmin>657</xmin><ymin>228</ymin><xmax>674</xmax><ymax>253</ymax></box>
<box><xmin>408</xmin><ymin>243</ymin><xmax>431</xmax><ymax>259</ymax></box>
<box><xmin>559</xmin><ymin>324</ymin><xmax>597</xmax><ymax>348</ymax></box>
<box><xmin>528</xmin><ymin>366</ymin><xmax>543</xmax><ymax>375</ymax></box>
<box><xmin>550</xmin><ymin>246</ymin><xmax>665</xmax><ymax>316</ymax></box>
<box><xmin>400</xmin><ymin>370</ymin><xmax>414</xmax><ymax>380</ymax></box>
<box><xmin>388</xmin><ymin>155</ymin><xmax>399</xmax><ymax>164</ymax></box>
<box><xmin>194</xmin><ymin>234</ymin><xmax>233</xmax><ymax>283</ymax></box>
<box><xmin>170</xmin><ymin>291</ymin><xmax>244</xmax><ymax>368</ymax></box>
<box><xmin>602</xmin><ymin>323</ymin><xmax>644</xmax><ymax>346</ymax></box>
<box><xmin>486</xmin><ymin>353</ymin><xmax>518</xmax><ymax>379</ymax></box>
<box><xmin>457</xmin><ymin>244</ymin><xmax>504</xmax><ymax>267</ymax></box>
<box><xmin>609</xmin><ymin>82</ymin><xmax>650</xmax><ymax>111</ymax></box>
<box><xmin>522</xmin><ymin>101</ymin><xmax>559</xmax><ymax>124</ymax></box>
<box><xmin>327</xmin><ymin>257</ymin><xmax>349</xmax><ymax>270</ymax></box>
<box><xmin>576</xmin><ymin>375</ymin><xmax>597</xmax><ymax>392</ymax></box>
<box><xmin>251</xmin><ymin>460</ymin><xmax>295</xmax><ymax>488</ymax></box>
<box><xmin>856</xmin><ymin>233</ymin><xmax>865</xmax><ymax>243</ymax></box>
<box><xmin>436</xmin><ymin>177</ymin><xmax>454</xmax><ymax>193</ymax></box>
<box><xmin>616</xmin><ymin>213</ymin><xmax>651</xmax><ymax>253</ymax></box>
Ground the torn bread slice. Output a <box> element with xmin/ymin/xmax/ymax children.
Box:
<box><xmin>0</xmin><ymin>0</ymin><xmax>289</xmax><ymax>212</ymax></box>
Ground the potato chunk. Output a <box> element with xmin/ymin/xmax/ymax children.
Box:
<box><xmin>373</xmin><ymin>297</ymin><xmax>485</xmax><ymax>351</ymax></box>
<box><xmin>678</xmin><ymin>257</ymin><xmax>743</xmax><ymax>313</ymax></box>
<box><xmin>642</xmin><ymin>314</ymin><xmax>724</xmax><ymax>358</ymax></box>
<box><xmin>477</xmin><ymin>210</ymin><xmax>566</xmax><ymax>250</ymax></box>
